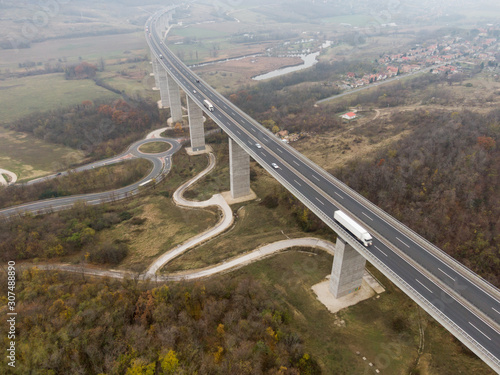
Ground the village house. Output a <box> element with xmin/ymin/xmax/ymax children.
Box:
<box><xmin>341</xmin><ymin>112</ymin><xmax>357</xmax><ymax>120</ymax></box>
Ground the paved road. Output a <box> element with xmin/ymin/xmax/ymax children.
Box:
<box><xmin>147</xmin><ymin>11</ymin><xmax>500</xmax><ymax>370</ymax></box>
<box><xmin>0</xmin><ymin>130</ymin><xmax>182</xmax><ymax>219</ymax></box>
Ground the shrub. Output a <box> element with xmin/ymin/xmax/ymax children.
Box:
<box><xmin>88</xmin><ymin>241</ymin><xmax>129</xmax><ymax>264</ymax></box>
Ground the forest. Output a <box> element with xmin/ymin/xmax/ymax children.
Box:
<box><xmin>0</xmin><ymin>158</ymin><xmax>150</xmax><ymax>209</ymax></box>
<box><xmin>0</xmin><ymin>270</ymin><xmax>320</xmax><ymax>374</ymax></box>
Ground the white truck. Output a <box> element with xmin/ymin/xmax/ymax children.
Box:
<box><xmin>203</xmin><ymin>100</ymin><xmax>214</xmax><ymax>112</ymax></box>
<box><xmin>334</xmin><ymin>210</ymin><xmax>373</xmax><ymax>246</ymax></box>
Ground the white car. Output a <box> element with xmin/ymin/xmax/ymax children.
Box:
<box><xmin>193</xmin><ymin>90</ymin><xmax>197</xmax><ymax>94</ymax></box>
<box><xmin>271</xmin><ymin>163</ymin><xmax>279</xmax><ymax>169</ymax></box>
<box><xmin>255</xmin><ymin>143</ymin><xmax>262</xmax><ymax>149</ymax></box>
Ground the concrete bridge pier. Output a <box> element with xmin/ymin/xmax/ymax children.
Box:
<box><xmin>166</xmin><ymin>73</ymin><xmax>183</xmax><ymax>124</ymax></box>
<box><xmin>329</xmin><ymin>237</ymin><xmax>366</xmax><ymax>298</ymax></box>
<box><xmin>229</xmin><ymin>138</ymin><xmax>250</xmax><ymax>199</ymax></box>
<box><xmin>151</xmin><ymin>58</ymin><xmax>161</xmax><ymax>90</ymax></box>
<box><xmin>157</xmin><ymin>65</ymin><xmax>170</xmax><ymax>108</ymax></box>
<box><xmin>187</xmin><ymin>96</ymin><xmax>205</xmax><ymax>152</ymax></box>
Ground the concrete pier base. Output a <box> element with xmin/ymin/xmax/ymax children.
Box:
<box><xmin>167</xmin><ymin>74</ymin><xmax>183</xmax><ymax>124</ymax></box>
<box><xmin>313</xmin><ymin>272</ymin><xmax>384</xmax><ymax>314</ymax></box>
<box><xmin>229</xmin><ymin>138</ymin><xmax>250</xmax><ymax>199</ymax></box>
<box><xmin>221</xmin><ymin>189</ymin><xmax>257</xmax><ymax>205</ymax></box>
<box><xmin>187</xmin><ymin>96</ymin><xmax>206</xmax><ymax>152</ymax></box>
<box><xmin>329</xmin><ymin>237</ymin><xmax>367</xmax><ymax>298</ymax></box>
<box><xmin>185</xmin><ymin>145</ymin><xmax>212</xmax><ymax>156</ymax></box>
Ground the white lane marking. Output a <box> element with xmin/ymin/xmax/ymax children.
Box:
<box><xmin>231</xmin><ymin>111</ymin><xmax>236</xmax><ymax>116</ymax></box>
<box><xmin>469</xmin><ymin>322</ymin><xmax>492</xmax><ymax>341</ymax></box>
<box><xmin>438</xmin><ymin>268</ymin><xmax>456</xmax><ymax>282</ymax></box>
<box><xmin>261</xmin><ymin>152</ymin><xmax>266</xmax><ymax>157</ymax></box>
<box><xmin>374</xmin><ymin>245</ymin><xmax>387</xmax><ymax>257</ymax></box>
<box><xmin>250</xmin><ymin>128</ymin><xmax>256</xmax><ymax>133</ymax></box>
<box><xmin>277</xmin><ymin>149</ymin><xmax>283</xmax><ymax>153</ymax></box>
<box><xmin>293</xmin><ymin>160</ymin><xmax>300</xmax><ymax>166</ymax></box>
<box><xmin>315</xmin><ymin>197</ymin><xmax>325</xmax><ymax>205</ymax></box>
<box><xmin>416</xmin><ymin>279</ymin><xmax>433</xmax><ymax>294</ymax></box>
<box><xmin>493</xmin><ymin>307</ymin><xmax>500</xmax><ymax>315</ymax></box>
<box><xmin>236</xmin><ymin>130</ymin><xmax>241</xmax><ymax>135</ymax></box>
<box><xmin>480</xmin><ymin>318</ymin><xmax>500</xmax><ymax>336</ymax></box>
<box><xmin>312</xmin><ymin>175</ymin><xmax>320</xmax><ymax>181</ymax></box>
<box><xmin>334</xmin><ymin>192</ymin><xmax>344</xmax><ymax>199</ymax></box>
<box><xmin>362</xmin><ymin>212</ymin><xmax>373</xmax><ymax>221</ymax></box>
<box><xmin>396</xmin><ymin>237</ymin><xmax>410</xmax><ymax>248</ymax></box>
<box><xmin>293</xmin><ymin>179</ymin><xmax>302</xmax><ymax>186</ymax></box>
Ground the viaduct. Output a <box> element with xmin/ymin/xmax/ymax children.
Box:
<box><xmin>147</xmin><ymin>7</ymin><xmax>500</xmax><ymax>373</ymax></box>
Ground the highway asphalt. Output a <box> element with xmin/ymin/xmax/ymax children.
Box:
<box><xmin>146</xmin><ymin>12</ymin><xmax>500</xmax><ymax>367</ymax></box>
<box><xmin>0</xmin><ymin>137</ymin><xmax>181</xmax><ymax>218</ymax></box>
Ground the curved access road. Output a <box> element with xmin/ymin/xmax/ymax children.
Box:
<box><xmin>145</xmin><ymin>152</ymin><xmax>234</xmax><ymax>276</ymax></box>
<box><xmin>0</xmin><ymin>128</ymin><xmax>182</xmax><ymax>219</ymax></box>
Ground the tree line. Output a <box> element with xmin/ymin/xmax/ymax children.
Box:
<box><xmin>0</xmin><ymin>202</ymin><xmax>137</xmax><ymax>265</ymax></box>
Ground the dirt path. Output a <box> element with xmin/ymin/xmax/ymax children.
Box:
<box><xmin>145</xmin><ymin>152</ymin><xmax>234</xmax><ymax>276</ymax></box>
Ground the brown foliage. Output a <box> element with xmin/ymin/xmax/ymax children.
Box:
<box><xmin>334</xmin><ymin>108</ymin><xmax>500</xmax><ymax>286</ymax></box>
<box><xmin>0</xmin><ymin>272</ymin><xmax>319</xmax><ymax>374</ymax></box>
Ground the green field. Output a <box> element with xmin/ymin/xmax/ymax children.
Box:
<box><xmin>0</xmin><ymin>127</ymin><xmax>85</xmax><ymax>181</ymax></box>
<box><xmin>231</xmin><ymin>9</ymin><xmax>270</xmax><ymax>24</ymax></box>
<box><xmin>0</xmin><ymin>73</ymin><xmax>119</xmax><ymax>123</ymax></box>
<box><xmin>0</xmin><ymin>32</ymin><xmax>147</xmax><ymax>72</ymax></box>
<box><xmin>171</xmin><ymin>26</ymin><xmax>229</xmax><ymax>39</ymax></box>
